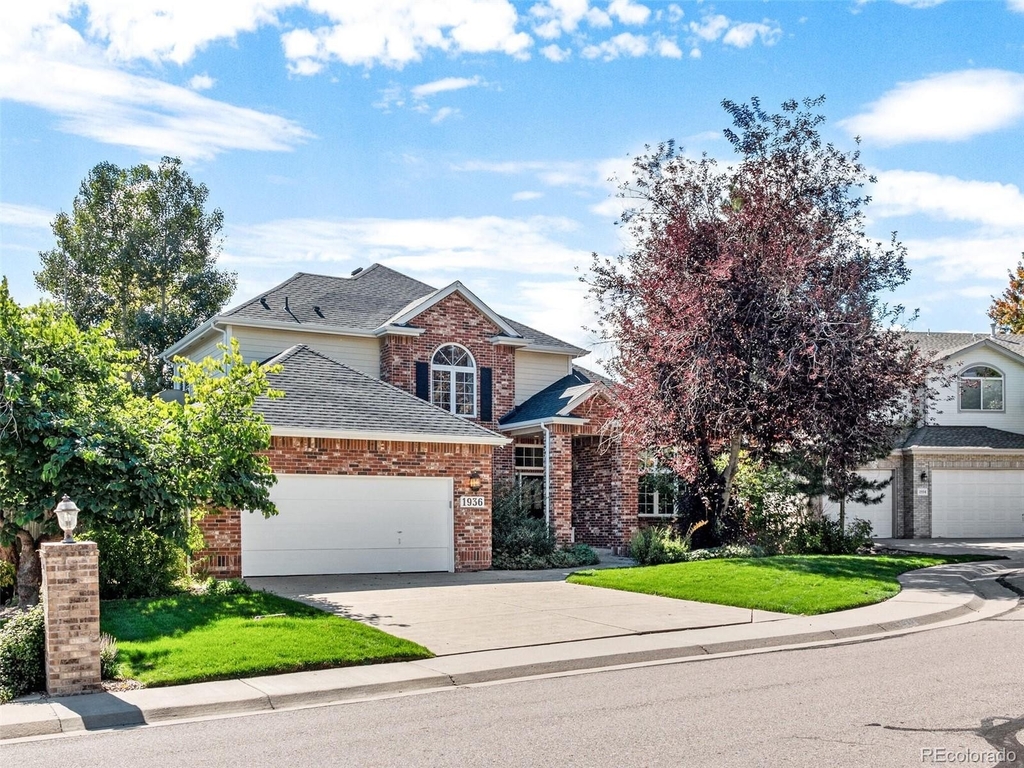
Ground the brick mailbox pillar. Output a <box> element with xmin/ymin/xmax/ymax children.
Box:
<box><xmin>39</xmin><ymin>542</ymin><xmax>102</xmax><ymax>696</ymax></box>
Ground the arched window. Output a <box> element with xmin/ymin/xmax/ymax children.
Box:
<box><xmin>958</xmin><ymin>365</ymin><xmax>1004</xmax><ymax>411</ymax></box>
<box><xmin>432</xmin><ymin>344</ymin><xmax>476</xmax><ymax>416</ymax></box>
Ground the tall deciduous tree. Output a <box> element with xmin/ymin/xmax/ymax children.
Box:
<box><xmin>35</xmin><ymin>157</ymin><xmax>236</xmax><ymax>394</ymax></box>
<box><xmin>988</xmin><ymin>256</ymin><xmax>1024</xmax><ymax>333</ymax></box>
<box><xmin>589</xmin><ymin>97</ymin><xmax>930</xmax><ymax>539</ymax></box>
<box><xmin>0</xmin><ymin>281</ymin><xmax>278</xmax><ymax>607</ymax></box>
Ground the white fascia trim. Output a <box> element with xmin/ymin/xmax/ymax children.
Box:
<box><xmin>497</xmin><ymin>415</ymin><xmax>588</xmax><ymax>433</ymax></box>
<box><xmin>934</xmin><ymin>337</ymin><xmax>1024</xmax><ymax>367</ymax></box>
<box><xmin>490</xmin><ymin>335</ymin><xmax>530</xmax><ymax>348</ymax></box>
<box><xmin>271</xmin><ymin>426</ymin><xmax>511</xmax><ymax>446</ymax></box>
<box><xmin>556</xmin><ymin>383</ymin><xmax>598</xmax><ymax>416</ymax></box>
<box><xmin>906</xmin><ymin>446</ymin><xmax>1024</xmax><ymax>455</ymax></box>
<box><xmin>223</xmin><ymin>316</ymin><xmax>378</xmax><ymax>338</ymax></box>
<box><xmin>162</xmin><ymin>316</ymin><xmax>223</xmax><ymax>360</ymax></box>
<box><xmin>387</xmin><ymin>282</ymin><xmax>521</xmax><ymax>338</ymax></box>
<box><xmin>374</xmin><ymin>325</ymin><xmax>427</xmax><ymax>338</ymax></box>
<box><xmin>520</xmin><ymin>344</ymin><xmax>589</xmax><ymax>357</ymax></box>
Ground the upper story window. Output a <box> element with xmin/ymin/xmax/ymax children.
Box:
<box><xmin>958</xmin><ymin>365</ymin><xmax>1004</xmax><ymax>411</ymax></box>
<box><xmin>432</xmin><ymin>344</ymin><xmax>476</xmax><ymax>416</ymax></box>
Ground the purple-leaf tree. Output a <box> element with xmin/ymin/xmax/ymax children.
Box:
<box><xmin>589</xmin><ymin>96</ymin><xmax>932</xmax><ymax>538</ymax></box>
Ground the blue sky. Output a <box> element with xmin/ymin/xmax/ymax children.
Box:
<box><xmin>2</xmin><ymin>1</ymin><xmax>1024</xmax><ymax>365</ymax></box>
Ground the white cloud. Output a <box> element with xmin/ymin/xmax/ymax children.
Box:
<box><xmin>188</xmin><ymin>73</ymin><xmax>215</xmax><ymax>91</ymax></box>
<box><xmin>411</xmin><ymin>75</ymin><xmax>483</xmax><ymax>98</ymax></box>
<box><xmin>529</xmin><ymin>0</ymin><xmax>610</xmax><ymax>40</ymax></box>
<box><xmin>512</xmin><ymin>190</ymin><xmax>544</xmax><ymax>201</ymax></box>
<box><xmin>1011</xmin><ymin>0</ymin><xmax>1024</xmax><ymax>11</ymax></box>
<box><xmin>722</xmin><ymin>21</ymin><xmax>781</xmax><ymax>48</ymax></box>
<box><xmin>608</xmin><ymin>0</ymin><xmax>651</xmax><ymax>26</ymax></box>
<box><xmin>540</xmin><ymin>43</ymin><xmax>571</xmax><ymax>62</ymax></box>
<box><xmin>689</xmin><ymin>47</ymin><xmax>701</xmax><ymax>59</ymax></box>
<box><xmin>689</xmin><ymin>14</ymin><xmax>729</xmax><ymax>41</ymax></box>
<box><xmin>581</xmin><ymin>32</ymin><xmax>649</xmax><ymax>60</ymax></box>
<box><xmin>841</xmin><ymin>69</ymin><xmax>1024</xmax><ymax>145</ymax></box>
<box><xmin>656</xmin><ymin>37</ymin><xmax>683</xmax><ymax>59</ymax></box>
<box><xmin>284</xmin><ymin>0</ymin><xmax>533</xmax><ymax>72</ymax></box>
<box><xmin>871</xmin><ymin>170</ymin><xmax>1024</xmax><ymax>230</ymax></box>
<box><xmin>666</xmin><ymin>4</ymin><xmax>684</xmax><ymax>23</ymax></box>
<box><xmin>224</xmin><ymin>215</ymin><xmax>590</xmax><ymax>275</ymax></box>
<box><xmin>0</xmin><ymin>203</ymin><xmax>54</xmax><ymax>229</ymax></box>
<box><xmin>902</xmin><ymin>235</ymin><xmax>1024</xmax><ymax>282</ymax></box>
<box><xmin>431</xmin><ymin>106</ymin><xmax>459</xmax><ymax>123</ymax></box>
<box><xmin>0</xmin><ymin>3</ymin><xmax>311</xmax><ymax>160</ymax></box>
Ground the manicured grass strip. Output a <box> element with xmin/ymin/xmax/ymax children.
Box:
<box><xmin>567</xmin><ymin>555</ymin><xmax>987</xmax><ymax>615</ymax></box>
<box><xmin>101</xmin><ymin>591</ymin><xmax>432</xmax><ymax>687</ymax></box>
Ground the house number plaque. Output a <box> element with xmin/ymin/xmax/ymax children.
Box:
<box><xmin>460</xmin><ymin>496</ymin><xmax>486</xmax><ymax>508</ymax></box>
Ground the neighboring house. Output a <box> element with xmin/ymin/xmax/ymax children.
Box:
<box><xmin>825</xmin><ymin>330</ymin><xmax>1024</xmax><ymax>539</ymax></box>
<box><xmin>164</xmin><ymin>264</ymin><xmax>638</xmax><ymax>578</ymax></box>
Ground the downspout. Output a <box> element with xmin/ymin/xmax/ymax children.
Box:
<box><xmin>541</xmin><ymin>422</ymin><xmax>551</xmax><ymax>532</ymax></box>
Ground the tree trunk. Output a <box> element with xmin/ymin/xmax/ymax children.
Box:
<box><xmin>839</xmin><ymin>496</ymin><xmax>846</xmax><ymax>532</ymax></box>
<box><xmin>719</xmin><ymin>433</ymin><xmax>742</xmax><ymax>516</ymax></box>
<box><xmin>15</xmin><ymin>530</ymin><xmax>42</xmax><ymax>609</ymax></box>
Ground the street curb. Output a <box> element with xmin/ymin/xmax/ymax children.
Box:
<box><xmin>2</xmin><ymin>564</ymin><xmax>1019</xmax><ymax>742</ymax></box>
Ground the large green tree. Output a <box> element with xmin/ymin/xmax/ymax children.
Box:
<box><xmin>35</xmin><ymin>157</ymin><xmax>236</xmax><ymax>394</ymax></box>
<box><xmin>0</xmin><ymin>281</ymin><xmax>278</xmax><ymax>607</ymax></box>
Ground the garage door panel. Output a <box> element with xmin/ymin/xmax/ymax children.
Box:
<box><xmin>242</xmin><ymin>475</ymin><xmax>453</xmax><ymax>576</ymax></box>
<box><xmin>932</xmin><ymin>470</ymin><xmax>1024</xmax><ymax>538</ymax></box>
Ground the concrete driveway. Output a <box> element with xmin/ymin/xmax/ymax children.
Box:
<box><xmin>248</xmin><ymin>568</ymin><xmax>788</xmax><ymax>655</ymax></box>
<box><xmin>876</xmin><ymin>538</ymin><xmax>1024</xmax><ymax>561</ymax></box>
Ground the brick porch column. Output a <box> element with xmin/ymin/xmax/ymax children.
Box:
<box><xmin>617</xmin><ymin>444</ymin><xmax>639</xmax><ymax>552</ymax></box>
<box><xmin>39</xmin><ymin>542</ymin><xmax>102</xmax><ymax>696</ymax></box>
<box><xmin>548</xmin><ymin>431</ymin><xmax>573</xmax><ymax>545</ymax></box>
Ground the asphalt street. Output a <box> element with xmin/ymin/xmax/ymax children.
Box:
<box><xmin>4</xmin><ymin>602</ymin><xmax>1022</xmax><ymax>768</ymax></box>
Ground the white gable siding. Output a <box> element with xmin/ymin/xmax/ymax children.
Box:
<box><xmin>228</xmin><ymin>326</ymin><xmax>380</xmax><ymax>377</ymax></box>
<box><xmin>515</xmin><ymin>350</ymin><xmax>572</xmax><ymax>405</ymax></box>
<box><xmin>179</xmin><ymin>330</ymin><xmax>228</xmax><ymax>364</ymax></box>
<box><xmin>929</xmin><ymin>346</ymin><xmax>1024</xmax><ymax>433</ymax></box>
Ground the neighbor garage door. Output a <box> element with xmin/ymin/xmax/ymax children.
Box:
<box><xmin>241</xmin><ymin>475</ymin><xmax>454</xmax><ymax>577</ymax></box>
<box><xmin>931</xmin><ymin>470</ymin><xmax>1024</xmax><ymax>538</ymax></box>
<box><xmin>823</xmin><ymin>469</ymin><xmax>893</xmax><ymax>538</ymax></box>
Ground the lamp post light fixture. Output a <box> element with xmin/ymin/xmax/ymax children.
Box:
<box><xmin>54</xmin><ymin>495</ymin><xmax>80</xmax><ymax>543</ymax></box>
<box><xmin>468</xmin><ymin>470</ymin><xmax>482</xmax><ymax>493</ymax></box>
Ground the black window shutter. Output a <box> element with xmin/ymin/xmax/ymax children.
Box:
<box><xmin>480</xmin><ymin>367</ymin><xmax>493</xmax><ymax>422</ymax></box>
<box><xmin>415</xmin><ymin>361</ymin><xmax>429</xmax><ymax>401</ymax></box>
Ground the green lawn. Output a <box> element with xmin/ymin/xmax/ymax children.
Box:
<box><xmin>567</xmin><ymin>555</ymin><xmax>985</xmax><ymax>615</ymax></box>
<box><xmin>101</xmin><ymin>591</ymin><xmax>432</xmax><ymax>687</ymax></box>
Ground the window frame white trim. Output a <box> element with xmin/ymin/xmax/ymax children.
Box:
<box><xmin>430</xmin><ymin>342</ymin><xmax>478</xmax><ymax>418</ymax></box>
<box><xmin>957</xmin><ymin>363</ymin><xmax>1006</xmax><ymax>413</ymax></box>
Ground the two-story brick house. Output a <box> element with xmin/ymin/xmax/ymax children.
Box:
<box><xmin>826</xmin><ymin>331</ymin><xmax>1024</xmax><ymax>540</ymax></box>
<box><xmin>164</xmin><ymin>264</ymin><xmax>638</xmax><ymax>577</ymax></box>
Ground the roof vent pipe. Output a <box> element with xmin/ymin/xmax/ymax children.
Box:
<box><xmin>991</xmin><ymin>322</ymin><xmax>997</xmax><ymax>337</ymax></box>
<box><xmin>351</xmin><ymin>267</ymin><xmax>364</xmax><ymax>276</ymax></box>
<box><xmin>285</xmin><ymin>296</ymin><xmax>290</xmax><ymax>312</ymax></box>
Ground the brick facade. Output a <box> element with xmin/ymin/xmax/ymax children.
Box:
<box><xmin>39</xmin><ymin>542</ymin><xmax>102</xmax><ymax>696</ymax></box>
<box><xmin>379</xmin><ymin>293</ymin><xmax>516</xmax><ymax>428</ymax></box>
<box><xmin>195</xmin><ymin>435</ymin><xmax>493</xmax><ymax>577</ymax></box>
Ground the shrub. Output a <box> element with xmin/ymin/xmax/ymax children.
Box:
<box><xmin>789</xmin><ymin>515</ymin><xmax>874</xmax><ymax>555</ymax></box>
<box><xmin>86</xmin><ymin>524</ymin><xmax>188</xmax><ymax>600</ymax></box>
<box><xmin>0</xmin><ymin>605</ymin><xmax>45</xmax><ymax>703</ymax></box>
<box><xmin>629</xmin><ymin>521</ymin><xmax>706</xmax><ymax>565</ymax></box>
<box><xmin>189</xmin><ymin>577</ymin><xmax>252</xmax><ymax>596</ymax></box>
<box><xmin>491</xmin><ymin>480</ymin><xmax>555</xmax><ymax>560</ymax></box>
<box><xmin>682</xmin><ymin>544</ymin><xmax>767</xmax><ymax>561</ymax></box>
<box><xmin>99</xmin><ymin>633</ymin><xmax>122</xmax><ymax>680</ymax></box>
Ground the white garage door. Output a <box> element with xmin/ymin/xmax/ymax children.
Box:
<box><xmin>823</xmin><ymin>470</ymin><xmax>893</xmax><ymax>538</ymax></box>
<box><xmin>242</xmin><ymin>475</ymin><xmax>454</xmax><ymax>577</ymax></box>
<box><xmin>932</xmin><ymin>470</ymin><xmax>1024</xmax><ymax>538</ymax></box>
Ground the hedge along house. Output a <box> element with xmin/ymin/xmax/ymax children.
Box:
<box><xmin>164</xmin><ymin>264</ymin><xmax>639</xmax><ymax>578</ymax></box>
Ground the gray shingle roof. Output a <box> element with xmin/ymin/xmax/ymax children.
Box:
<box><xmin>906</xmin><ymin>331</ymin><xmax>1024</xmax><ymax>360</ymax></box>
<box><xmin>499</xmin><ymin>367</ymin><xmax>603</xmax><ymax>426</ymax></box>
<box><xmin>223</xmin><ymin>263</ymin><xmax>586</xmax><ymax>353</ymax></box>
<box><xmin>225</xmin><ymin>265</ymin><xmax>436</xmax><ymax>330</ymax></box>
<box><xmin>902</xmin><ymin>425</ymin><xmax>1024</xmax><ymax>450</ymax></box>
<box><xmin>257</xmin><ymin>345</ymin><xmax>506</xmax><ymax>443</ymax></box>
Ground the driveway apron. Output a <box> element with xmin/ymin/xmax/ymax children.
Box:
<box><xmin>247</xmin><ymin>570</ymin><xmax>789</xmax><ymax>655</ymax></box>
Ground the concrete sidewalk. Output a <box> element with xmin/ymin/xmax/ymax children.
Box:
<box><xmin>2</xmin><ymin>560</ymin><xmax>1021</xmax><ymax>742</ymax></box>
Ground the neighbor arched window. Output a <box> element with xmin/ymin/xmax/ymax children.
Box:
<box><xmin>958</xmin><ymin>365</ymin><xmax>1004</xmax><ymax>411</ymax></box>
<box><xmin>432</xmin><ymin>344</ymin><xmax>476</xmax><ymax>416</ymax></box>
